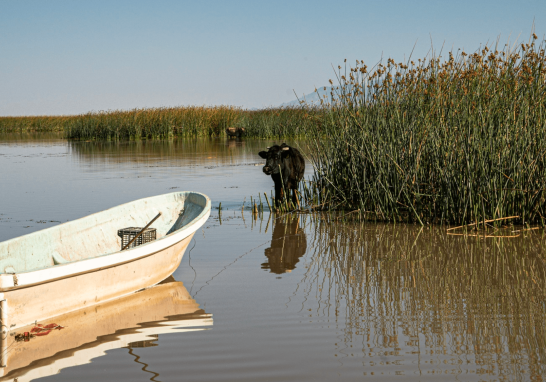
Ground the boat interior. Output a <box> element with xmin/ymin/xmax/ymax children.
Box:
<box><xmin>0</xmin><ymin>192</ymin><xmax>208</xmax><ymax>274</ymax></box>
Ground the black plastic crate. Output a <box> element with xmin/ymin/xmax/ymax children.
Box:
<box><xmin>117</xmin><ymin>227</ymin><xmax>157</xmax><ymax>250</ymax></box>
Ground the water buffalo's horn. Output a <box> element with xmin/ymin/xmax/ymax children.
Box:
<box><xmin>282</xmin><ymin>147</ymin><xmax>290</xmax><ymax>151</ymax></box>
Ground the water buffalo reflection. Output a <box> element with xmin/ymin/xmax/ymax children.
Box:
<box><xmin>262</xmin><ymin>215</ymin><xmax>307</xmax><ymax>274</ymax></box>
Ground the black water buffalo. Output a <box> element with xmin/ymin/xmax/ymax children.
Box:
<box><xmin>262</xmin><ymin>215</ymin><xmax>307</xmax><ymax>274</ymax></box>
<box><xmin>259</xmin><ymin>143</ymin><xmax>305</xmax><ymax>207</ymax></box>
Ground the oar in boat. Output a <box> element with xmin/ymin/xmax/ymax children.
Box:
<box><xmin>122</xmin><ymin>212</ymin><xmax>162</xmax><ymax>251</ymax></box>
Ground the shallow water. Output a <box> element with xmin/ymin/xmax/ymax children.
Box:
<box><xmin>1</xmin><ymin>134</ymin><xmax>545</xmax><ymax>381</ymax></box>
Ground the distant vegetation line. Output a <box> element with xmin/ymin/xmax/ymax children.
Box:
<box><xmin>0</xmin><ymin>106</ymin><xmax>323</xmax><ymax>139</ymax></box>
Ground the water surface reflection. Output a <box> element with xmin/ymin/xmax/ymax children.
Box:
<box><xmin>1</xmin><ymin>278</ymin><xmax>211</xmax><ymax>382</ymax></box>
<box><xmin>262</xmin><ymin>215</ymin><xmax>307</xmax><ymax>274</ymax></box>
<box><xmin>68</xmin><ymin>138</ymin><xmax>297</xmax><ymax>167</ymax></box>
<box><xmin>299</xmin><ymin>216</ymin><xmax>546</xmax><ymax>379</ymax></box>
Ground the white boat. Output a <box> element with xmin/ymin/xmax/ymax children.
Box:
<box><xmin>0</xmin><ymin>278</ymin><xmax>212</xmax><ymax>381</ymax></box>
<box><xmin>0</xmin><ymin>191</ymin><xmax>211</xmax><ymax>333</ymax></box>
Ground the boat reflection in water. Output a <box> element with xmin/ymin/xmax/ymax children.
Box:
<box><xmin>262</xmin><ymin>215</ymin><xmax>307</xmax><ymax>274</ymax></box>
<box><xmin>0</xmin><ymin>277</ymin><xmax>211</xmax><ymax>382</ymax></box>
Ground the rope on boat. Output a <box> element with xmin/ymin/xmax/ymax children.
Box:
<box><xmin>14</xmin><ymin>323</ymin><xmax>65</xmax><ymax>342</ymax></box>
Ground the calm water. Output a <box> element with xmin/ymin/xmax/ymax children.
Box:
<box><xmin>1</xmin><ymin>134</ymin><xmax>545</xmax><ymax>381</ymax></box>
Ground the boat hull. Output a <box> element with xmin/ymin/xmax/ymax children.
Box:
<box><xmin>2</xmin><ymin>233</ymin><xmax>194</xmax><ymax>330</ymax></box>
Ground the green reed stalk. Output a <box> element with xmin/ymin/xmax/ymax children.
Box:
<box><xmin>305</xmin><ymin>34</ymin><xmax>546</xmax><ymax>225</ymax></box>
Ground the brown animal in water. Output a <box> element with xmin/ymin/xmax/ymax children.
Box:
<box><xmin>226</xmin><ymin>127</ymin><xmax>246</xmax><ymax>138</ymax></box>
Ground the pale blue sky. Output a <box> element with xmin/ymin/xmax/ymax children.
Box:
<box><xmin>1</xmin><ymin>0</ymin><xmax>544</xmax><ymax>115</ymax></box>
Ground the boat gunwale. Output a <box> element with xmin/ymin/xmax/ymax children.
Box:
<box><xmin>0</xmin><ymin>191</ymin><xmax>211</xmax><ymax>290</ymax></box>
<box><xmin>0</xmin><ymin>234</ymin><xmax>187</xmax><ymax>293</ymax></box>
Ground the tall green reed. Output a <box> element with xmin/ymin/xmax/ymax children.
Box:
<box><xmin>306</xmin><ymin>34</ymin><xmax>546</xmax><ymax>225</ymax></box>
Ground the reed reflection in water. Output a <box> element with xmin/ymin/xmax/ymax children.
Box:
<box><xmin>68</xmin><ymin>138</ymin><xmax>302</xmax><ymax>167</ymax></box>
<box><xmin>298</xmin><ymin>216</ymin><xmax>546</xmax><ymax>379</ymax></box>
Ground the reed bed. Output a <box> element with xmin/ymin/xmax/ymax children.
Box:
<box><xmin>0</xmin><ymin>116</ymin><xmax>72</xmax><ymax>132</ymax></box>
<box><xmin>236</xmin><ymin>107</ymin><xmax>323</xmax><ymax>138</ymax></box>
<box><xmin>0</xmin><ymin>106</ymin><xmax>323</xmax><ymax>140</ymax></box>
<box><xmin>65</xmin><ymin>106</ymin><xmax>240</xmax><ymax>139</ymax></box>
<box><xmin>305</xmin><ymin>34</ymin><xmax>546</xmax><ymax>225</ymax></box>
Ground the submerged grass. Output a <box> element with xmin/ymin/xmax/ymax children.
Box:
<box><xmin>306</xmin><ymin>34</ymin><xmax>546</xmax><ymax>225</ymax></box>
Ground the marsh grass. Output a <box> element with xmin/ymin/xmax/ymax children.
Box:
<box><xmin>0</xmin><ymin>116</ymin><xmax>72</xmax><ymax>132</ymax></box>
<box><xmin>0</xmin><ymin>106</ymin><xmax>323</xmax><ymax>140</ymax></box>
<box><xmin>306</xmin><ymin>34</ymin><xmax>546</xmax><ymax>225</ymax></box>
<box><xmin>236</xmin><ymin>107</ymin><xmax>322</xmax><ymax>138</ymax></box>
<box><xmin>63</xmin><ymin>106</ymin><xmax>241</xmax><ymax>140</ymax></box>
